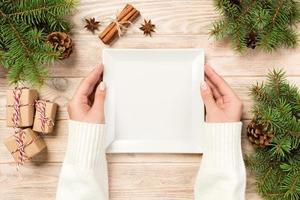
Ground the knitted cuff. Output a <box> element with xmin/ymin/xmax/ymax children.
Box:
<box><xmin>202</xmin><ymin>122</ymin><xmax>243</xmax><ymax>168</ymax></box>
<box><xmin>65</xmin><ymin>120</ymin><xmax>106</xmax><ymax>170</ymax></box>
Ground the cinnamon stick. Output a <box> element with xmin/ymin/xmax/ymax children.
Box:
<box><xmin>117</xmin><ymin>4</ymin><xmax>134</xmax><ymax>21</ymax></box>
<box><xmin>101</xmin><ymin>9</ymin><xmax>139</xmax><ymax>44</ymax></box>
<box><xmin>99</xmin><ymin>4</ymin><xmax>140</xmax><ymax>45</ymax></box>
<box><xmin>100</xmin><ymin>5</ymin><xmax>139</xmax><ymax>44</ymax></box>
<box><xmin>100</xmin><ymin>4</ymin><xmax>133</xmax><ymax>39</ymax></box>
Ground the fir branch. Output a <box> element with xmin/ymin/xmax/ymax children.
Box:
<box><xmin>264</xmin><ymin>192</ymin><xmax>285</xmax><ymax>199</ymax></box>
<box><xmin>7</xmin><ymin>4</ymin><xmax>67</xmax><ymax>17</ymax></box>
<box><xmin>260</xmin><ymin>0</ymin><xmax>290</xmax><ymax>52</ymax></box>
<box><xmin>248</xmin><ymin>69</ymin><xmax>300</xmax><ymax>200</ymax></box>
<box><xmin>0</xmin><ymin>0</ymin><xmax>76</xmax><ymax>86</ymax></box>
<box><xmin>211</xmin><ymin>0</ymin><xmax>300</xmax><ymax>52</ymax></box>
<box><xmin>7</xmin><ymin>20</ymin><xmax>31</xmax><ymax>57</ymax></box>
<box><xmin>236</xmin><ymin>0</ymin><xmax>257</xmax><ymax>20</ymax></box>
<box><xmin>272</xmin><ymin>0</ymin><xmax>285</xmax><ymax>23</ymax></box>
<box><xmin>3</xmin><ymin>0</ymin><xmax>77</xmax><ymax>32</ymax></box>
<box><xmin>285</xmin><ymin>174</ymin><xmax>300</xmax><ymax>198</ymax></box>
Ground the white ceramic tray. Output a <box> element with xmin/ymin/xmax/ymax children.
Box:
<box><xmin>103</xmin><ymin>49</ymin><xmax>204</xmax><ymax>153</ymax></box>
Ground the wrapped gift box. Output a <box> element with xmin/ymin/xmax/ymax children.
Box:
<box><xmin>6</xmin><ymin>88</ymin><xmax>38</xmax><ymax>127</ymax></box>
<box><xmin>4</xmin><ymin>128</ymin><xmax>47</xmax><ymax>162</ymax></box>
<box><xmin>33</xmin><ymin>100</ymin><xmax>58</xmax><ymax>134</ymax></box>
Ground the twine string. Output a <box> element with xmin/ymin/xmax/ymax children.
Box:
<box><xmin>6</xmin><ymin>87</ymin><xmax>39</xmax><ymax>173</ymax></box>
<box><xmin>35</xmin><ymin>100</ymin><xmax>54</xmax><ymax>133</ymax></box>
<box><xmin>13</xmin><ymin>130</ymin><xmax>28</xmax><ymax>165</ymax></box>
<box><xmin>12</xmin><ymin>88</ymin><xmax>22</xmax><ymax>129</ymax></box>
<box><xmin>11</xmin><ymin>131</ymin><xmax>41</xmax><ymax>173</ymax></box>
<box><xmin>11</xmin><ymin>88</ymin><xmax>27</xmax><ymax>169</ymax></box>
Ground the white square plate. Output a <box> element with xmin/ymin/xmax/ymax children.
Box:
<box><xmin>103</xmin><ymin>49</ymin><xmax>204</xmax><ymax>153</ymax></box>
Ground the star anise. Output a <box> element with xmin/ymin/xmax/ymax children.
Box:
<box><xmin>139</xmin><ymin>19</ymin><xmax>155</xmax><ymax>37</ymax></box>
<box><xmin>84</xmin><ymin>18</ymin><xmax>100</xmax><ymax>32</ymax></box>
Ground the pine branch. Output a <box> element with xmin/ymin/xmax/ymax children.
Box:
<box><xmin>248</xmin><ymin>69</ymin><xmax>300</xmax><ymax>200</ymax></box>
<box><xmin>271</xmin><ymin>0</ymin><xmax>285</xmax><ymax>23</ymax></box>
<box><xmin>211</xmin><ymin>0</ymin><xmax>300</xmax><ymax>52</ymax></box>
<box><xmin>3</xmin><ymin>0</ymin><xmax>77</xmax><ymax>32</ymax></box>
<box><xmin>236</xmin><ymin>0</ymin><xmax>257</xmax><ymax>20</ymax></box>
<box><xmin>0</xmin><ymin>0</ymin><xmax>76</xmax><ymax>86</ymax></box>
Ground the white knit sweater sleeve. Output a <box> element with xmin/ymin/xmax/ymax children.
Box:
<box><xmin>56</xmin><ymin>121</ymin><xmax>245</xmax><ymax>200</ymax></box>
<box><xmin>194</xmin><ymin>122</ymin><xmax>246</xmax><ymax>200</ymax></box>
<box><xmin>56</xmin><ymin>120</ymin><xmax>109</xmax><ymax>200</ymax></box>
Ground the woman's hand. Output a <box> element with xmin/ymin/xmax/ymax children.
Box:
<box><xmin>68</xmin><ymin>64</ymin><xmax>106</xmax><ymax>124</ymax></box>
<box><xmin>201</xmin><ymin>65</ymin><xmax>243</xmax><ymax>123</ymax></box>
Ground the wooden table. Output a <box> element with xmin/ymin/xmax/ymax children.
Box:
<box><xmin>2</xmin><ymin>0</ymin><xmax>300</xmax><ymax>199</ymax></box>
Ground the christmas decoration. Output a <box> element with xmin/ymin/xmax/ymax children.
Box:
<box><xmin>99</xmin><ymin>4</ymin><xmax>140</xmax><ymax>45</ymax></box>
<box><xmin>6</xmin><ymin>88</ymin><xmax>38</xmax><ymax>127</ymax></box>
<box><xmin>140</xmin><ymin>19</ymin><xmax>156</xmax><ymax>37</ymax></box>
<box><xmin>33</xmin><ymin>100</ymin><xmax>58</xmax><ymax>134</ymax></box>
<box><xmin>247</xmin><ymin>69</ymin><xmax>300</xmax><ymax>200</ymax></box>
<box><xmin>247</xmin><ymin>120</ymin><xmax>274</xmax><ymax>148</ymax></box>
<box><xmin>211</xmin><ymin>0</ymin><xmax>300</xmax><ymax>52</ymax></box>
<box><xmin>47</xmin><ymin>32</ymin><xmax>73</xmax><ymax>60</ymax></box>
<box><xmin>229</xmin><ymin>0</ymin><xmax>240</xmax><ymax>6</ymax></box>
<box><xmin>4</xmin><ymin>128</ymin><xmax>46</xmax><ymax>164</ymax></box>
<box><xmin>0</xmin><ymin>0</ymin><xmax>76</xmax><ymax>86</ymax></box>
<box><xmin>245</xmin><ymin>32</ymin><xmax>258</xmax><ymax>49</ymax></box>
<box><xmin>84</xmin><ymin>18</ymin><xmax>101</xmax><ymax>32</ymax></box>
<box><xmin>4</xmin><ymin>88</ymin><xmax>58</xmax><ymax>167</ymax></box>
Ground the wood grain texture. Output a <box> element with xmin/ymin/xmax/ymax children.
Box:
<box><xmin>0</xmin><ymin>162</ymin><xmax>261</xmax><ymax>200</ymax></box>
<box><xmin>0</xmin><ymin>120</ymin><xmax>254</xmax><ymax>163</ymax></box>
<box><xmin>2</xmin><ymin>0</ymin><xmax>297</xmax><ymax>199</ymax></box>
<box><xmin>38</xmin><ymin>35</ymin><xmax>300</xmax><ymax>78</ymax></box>
<box><xmin>2</xmin><ymin>76</ymin><xmax>300</xmax><ymax>120</ymax></box>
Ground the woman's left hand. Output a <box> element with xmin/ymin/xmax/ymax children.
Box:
<box><xmin>68</xmin><ymin>64</ymin><xmax>106</xmax><ymax>124</ymax></box>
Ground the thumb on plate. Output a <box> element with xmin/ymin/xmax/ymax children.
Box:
<box><xmin>200</xmin><ymin>81</ymin><xmax>217</xmax><ymax>112</ymax></box>
<box><xmin>92</xmin><ymin>81</ymin><xmax>106</xmax><ymax>111</ymax></box>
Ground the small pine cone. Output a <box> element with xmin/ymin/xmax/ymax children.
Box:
<box><xmin>247</xmin><ymin>120</ymin><xmax>274</xmax><ymax>148</ymax></box>
<box><xmin>47</xmin><ymin>32</ymin><xmax>73</xmax><ymax>60</ymax></box>
<box><xmin>246</xmin><ymin>32</ymin><xmax>258</xmax><ymax>49</ymax></box>
<box><xmin>229</xmin><ymin>0</ymin><xmax>240</xmax><ymax>6</ymax></box>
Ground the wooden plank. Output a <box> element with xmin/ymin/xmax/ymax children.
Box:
<box><xmin>74</xmin><ymin>0</ymin><xmax>219</xmax><ymax>35</ymax></box>
<box><xmin>2</xmin><ymin>38</ymin><xmax>300</xmax><ymax>79</ymax></box>
<box><xmin>109</xmin><ymin>163</ymin><xmax>199</xmax><ymax>200</ymax></box>
<box><xmin>0</xmin><ymin>120</ymin><xmax>204</xmax><ymax>163</ymax></box>
<box><xmin>0</xmin><ymin>119</ymin><xmax>254</xmax><ymax>163</ymax></box>
<box><xmin>45</xmin><ymin>35</ymin><xmax>300</xmax><ymax>78</ymax></box>
<box><xmin>0</xmin><ymin>162</ymin><xmax>262</xmax><ymax>200</ymax></box>
<box><xmin>1</xmin><ymin>35</ymin><xmax>300</xmax><ymax>78</ymax></box>
<box><xmin>1</xmin><ymin>76</ymin><xmax>300</xmax><ymax>120</ymax></box>
<box><xmin>1</xmin><ymin>0</ymin><xmax>300</xmax><ymax>79</ymax></box>
<box><xmin>0</xmin><ymin>163</ymin><xmax>60</xmax><ymax>200</ymax></box>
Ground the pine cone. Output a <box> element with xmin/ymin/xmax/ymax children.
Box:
<box><xmin>229</xmin><ymin>0</ymin><xmax>240</xmax><ymax>6</ymax></box>
<box><xmin>247</xmin><ymin>120</ymin><xmax>274</xmax><ymax>148</ymax></box>
<box><xmin>246</xmin><ymin>32</ymin><xmax>258</xmax><ymax>49</ymax></box>
<box><xmin>47</xmin><ymin>32</ymin><xmax>73</xmax><ymax>60</ymax></box>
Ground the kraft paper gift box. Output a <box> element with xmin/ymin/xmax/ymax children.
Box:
<box><xmin>6</xmin><ymin>88</ymin><xmax>38</xmax><ymax>127</ymax></box>
<box><xmin>4</xmin><ymin>128</ymin><xmax>47</xmax><ymax>162</ymax></box>
<box><xmin>33</xmin><ymin>100</ymin><xmax>58</xmax><ymax>134</ymax></box>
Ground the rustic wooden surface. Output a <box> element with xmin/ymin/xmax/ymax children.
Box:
<box><xmin>1</xmin><ymin>0</ymin><xmax>300</xmax><ymax>199</ymax></box>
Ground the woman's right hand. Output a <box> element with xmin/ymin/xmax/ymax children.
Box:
<box><xmin>200</xmin><ymin>65</ymin><xmax>243</xmax><ymax>123</ymax></box>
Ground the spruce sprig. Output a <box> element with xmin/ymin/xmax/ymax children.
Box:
<box><xmin>211</xmin><ymin>0</ymin><xmax>300</xmax><ymax>53</ymax></box>
<box><xmin>248</xmin><ymin>69</ymin><xmax>300</xmax><ymax>200</ymax></box>
<box><xmin>0</xmin><ymin>0</ymin><xmax>76</xmax><ymax>86</ymax></box>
